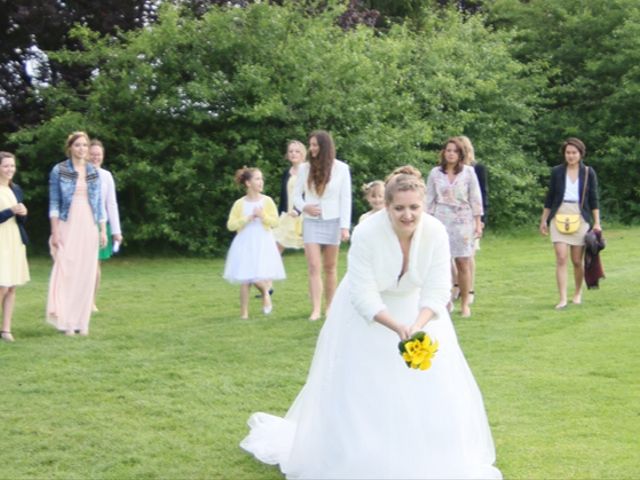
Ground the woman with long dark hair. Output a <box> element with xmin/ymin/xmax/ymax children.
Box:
<box><xmin>425</xmin><ymin>137</ymin><xmax>484</xmax><ymax>318</ymax></box>
<box><xmin>293</xmin><ymin>130</ymin><xmax>352</xmax><ymax>321</ymax></box>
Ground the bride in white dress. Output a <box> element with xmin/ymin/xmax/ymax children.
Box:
<box><xmin>240</xmin><ymin>167</ymin><xmax>502</xmax><ymax>479</ymax></box>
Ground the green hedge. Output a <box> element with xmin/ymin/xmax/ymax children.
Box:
<box><xmin>10</xmin><ymin>3</ymin><xmax>544</xmax><ymax>254</ymax></box>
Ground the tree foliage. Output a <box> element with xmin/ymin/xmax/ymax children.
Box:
<box><xmin>0</xmin><ymin>0</ymin><xmax>154</xmax><ymax>145</ymax></box>
<box><xmin>488</xmin><ymin>0</ymin><xmax>640</xmax><ymax>222</ymax></box>
<box><xmin>10</xmin><ymin>2</ymin><xmax>543</xmax><ymax>254</ymax></box>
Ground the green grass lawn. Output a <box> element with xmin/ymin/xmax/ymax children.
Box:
<box><xmin>2</xmin><ymin>227</ymin><xmax>639</xmax><ymax>479</ymax></box>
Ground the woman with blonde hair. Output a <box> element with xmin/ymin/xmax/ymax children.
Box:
<box><xmin>273</xmin><ymin>140</ymin><xmax>307</xmax><ymax>253</ymax></box>
<box><xmin>293</xmin><ymin>130</ymin><xmax>352</xmax><ymax>321</ymax></box>
<box><xmin>457</xmin><ymin>135</ymin><xmax>488</xmax><ymax>304</ymax></box>
<box><xmin>47</xmin><ymin>132</ymin><xmax>107</xmax><ymax>336</ymax></box>
<box><xmin>0</xmin><ymin>152</ymin><xmax>30</xmax><ymax>342</ymax></box>
<box><xmin>241</xmin><ymin>165</ymin><xmax>501</xmax><ymax>479</ymax></box>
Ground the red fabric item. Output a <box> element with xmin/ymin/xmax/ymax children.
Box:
<box><xmin>584</xmin><ymin>230</ymin><xmax>606</xmax><ymax>289</ymax></box>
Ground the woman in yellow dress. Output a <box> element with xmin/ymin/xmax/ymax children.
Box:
<box><xmin>0</xmin><ymin>152</ymin><xmax>30</xmax><ymax>342</ymax></box>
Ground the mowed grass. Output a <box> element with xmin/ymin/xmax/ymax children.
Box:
<box><xmin>1</xmin><ymin>227</ymin><xmax>639</xmax><ymax>479</ymax></box>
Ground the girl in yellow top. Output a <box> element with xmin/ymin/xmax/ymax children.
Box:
<box><xmin>224</xmin><ymin>167</ymin><xmax>285</xmax><ymax>319</ymax></box>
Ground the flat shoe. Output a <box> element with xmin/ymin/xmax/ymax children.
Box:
<box><xmin>1</xmin><ymin>331</ymin><xmax>15</xmax><ymax>342</ymax></box>
<box><xmin>555</xmin><ymin>302</ymin><xmax>567</xmax><ymax>310</ymax></box>
<box><xmin>263</xmin><ymin>305</ymin><xmax>273</xmax><ymax>315</ymax></box>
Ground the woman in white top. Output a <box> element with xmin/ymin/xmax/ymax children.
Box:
<box><xmin>294</xmin><ymin>130</ymin><xmax>352</xmax><ymax>321</ymax></box>
<box><xmin>89</xmin><ymin>140</ymin><xmax>123</xmax><ymax>311</ymax></box>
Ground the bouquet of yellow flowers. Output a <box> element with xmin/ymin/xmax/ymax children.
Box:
<box><xmin>398</xmin><ymin>331</ymin><xmax>438</xmax><ymax>371</ymax></box>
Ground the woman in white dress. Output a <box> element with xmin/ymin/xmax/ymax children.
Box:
<box><xmin>241</xmin><ymin>166</ymin><xmax>501</xmax><ymax>479</ymax></box>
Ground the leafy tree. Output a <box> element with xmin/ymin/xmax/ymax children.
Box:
<box><xmin>0</xmin><ymin>0</ymin><xmax>153</xmax><ymax>144</ymax></box>
<box><xmin>488</xmin><ymin>0</ymin><xmax>640</xmax><ymax>222</ymax></box>
<box><xmin>11</xmin><ymin>2</ymin><xmax>543</xmax><ymax>254</ymax></box>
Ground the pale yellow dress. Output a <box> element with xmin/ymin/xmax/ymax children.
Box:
<box><xmin>0</xmin><ymin>185</ymin><xmax>30</xmax><ymax>287</ymax></box>
<box><xmin>273</xmin><ymin>174</ymin><xmax>303</xmax><ymax>249</ymax></box>
<box><xmin>46</xmin><ymin>176</ymin><xmax>99</xmax><ymax>334</ymax></box>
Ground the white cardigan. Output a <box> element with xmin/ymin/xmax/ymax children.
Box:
<box><xmin>347</xmin><ymin>209</ymin><xmax>452</xmax><ymax>323</ymax></box>
<box><xmin>98</xmin><ymin>167</ymin><xmax>121</xmax><ymax>235</ymax></box>
<box><xmin>293</xmin><ymin>160</ymin><xmax>352</xmax><ymax>229</ymax></box>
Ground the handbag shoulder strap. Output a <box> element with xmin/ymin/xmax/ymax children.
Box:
<box><xmin>580</xmin><ymin>166</ymin><xmax>589</xmax><ymax>209</ymax></box>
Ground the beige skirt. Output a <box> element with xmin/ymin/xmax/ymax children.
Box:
<box><xmin>550</xmin><ymin>202</ymin><xmax>589</xmax><ymax>246</ymax></box>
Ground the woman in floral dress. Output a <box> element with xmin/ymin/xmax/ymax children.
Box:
<box><xmin>426</xmin><ymin>137</ymin><xmax>483</xmax><ymax>318</ymax></box>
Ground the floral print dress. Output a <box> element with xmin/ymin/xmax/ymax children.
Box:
<box><xmin>425</xmin><ymin>165</ymin><xmax>484</xmax><ymax>257</ymax></box>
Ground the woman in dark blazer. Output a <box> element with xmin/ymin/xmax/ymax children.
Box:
<box><xmin>0</xmin><ymin>151</ymin><xmax>30</xmax><ymax>342</ymax></box>
<box><xmin>539</xmin><ymin>138</ymin><xmax>601</xmax><ymax>309</ymax></box>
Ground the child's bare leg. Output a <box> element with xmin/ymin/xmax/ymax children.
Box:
<box><xmin>240</xmin><ymin>283</ymin><xmax>250</xmax><ymax>319</ymax></box>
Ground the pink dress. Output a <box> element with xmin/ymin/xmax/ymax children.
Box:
<box><xmin>46</xmin><ymin>176</ymin><xmax>99</xmax><ymax>334</ymax></box>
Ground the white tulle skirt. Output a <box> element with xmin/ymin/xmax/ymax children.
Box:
<box><xmin>240</xmin><ymin>275</ymin><xmax>502</xmax><ymax>479</ymax></box>
<box><xmin>223</xmin><ymin>218</ymin><xmax>285</xmax><ymax>284</ymax></box>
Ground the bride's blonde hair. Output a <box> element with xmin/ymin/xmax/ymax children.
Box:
<box><xmin>384</xmin><ymin>165</ymin><xmax>425</xmax><ymax>204</ymax></box>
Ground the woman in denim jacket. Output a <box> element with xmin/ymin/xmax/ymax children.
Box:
<box><xmin>46</xmin><ymin>131</ymin><xmax>107</xmax><ymax>336</ymax></box>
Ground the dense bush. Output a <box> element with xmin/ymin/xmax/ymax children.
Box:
<box><xmin>10</xmin><ymin>2</ymin><xmax>544</xmax><ymax>254</ymax></box>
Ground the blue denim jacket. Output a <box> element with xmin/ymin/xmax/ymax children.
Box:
<box><xmin>49</xmin><ymin>159</ymin><xmax>105</xmax><ymax>223</ymax></box>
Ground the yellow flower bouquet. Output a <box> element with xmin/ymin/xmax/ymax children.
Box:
<box><xmin>398</xmin><ymin>331</ymin><xmax>438</xmax><ymax>371</ymax></box>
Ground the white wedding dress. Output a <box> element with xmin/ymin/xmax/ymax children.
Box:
<box><xmin>240</xmin><ymin>211</ymin><xmax>501</xmax><ymax>479</ymax></box>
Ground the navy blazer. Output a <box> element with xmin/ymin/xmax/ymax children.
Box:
<box><xmin>0</xmin><ymin>183</ymin><xmax>29</xmax><ymax>245</ymax></box>
<box><xmin>543</xmin><ymin>163</ymin><xmax>599</xmax><ymax>226</ymax></box>
<box><xmin>278</xmin><ymin>168</ymin><xmax>291</xmax><ymax>216</ymax></box>
<box><xmin>473</xmin><ymin>163</ymin><xmax>488</xmax><ymax>224</ymax></box>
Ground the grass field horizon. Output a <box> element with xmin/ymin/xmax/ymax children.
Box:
<box><xmin>2</xmin><ymin>226</ymin><xmax>639</xmax><ymax>479</ymax></box>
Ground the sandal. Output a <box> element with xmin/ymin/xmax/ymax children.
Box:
<box><xmin>1</xmin><ymin>331</ymin><xmax>15</xmax><ymax>342</ymax></box>
<box><xmin>451</xmin><ymin>284</ymin><xmax>460</xmax><ymax>301</ymax></box>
